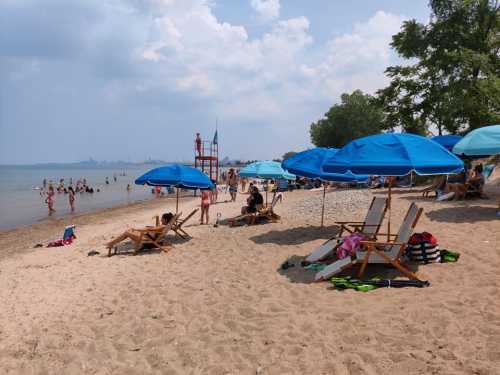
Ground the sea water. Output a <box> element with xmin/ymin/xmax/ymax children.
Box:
<box><xmin>0</xmin><ymin>165</ymin><xmax>164</xmax><ymax>229</ymax></box>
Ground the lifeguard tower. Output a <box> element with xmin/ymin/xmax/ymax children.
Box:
<box><xmin>194</xmin><ymin>135</ymin><xmax>219</xmax><ymax>182</ymax></box>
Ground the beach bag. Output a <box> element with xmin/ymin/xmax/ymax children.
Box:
<box><xmin>407</xmin><ymin>232</ymin><xmax>440</xmax><ymax>264</ymax></box>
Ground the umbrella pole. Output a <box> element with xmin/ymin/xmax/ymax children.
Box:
<box><xmin>176</xmin><ymin>187</ymin><xmax>179</xmax><ymax>214</ymax></box>
<box><xmin>387</xmin><ymin>178</ymin><xmax>392</xmax><ymax>241</ymax></box>
<box><xmin>321</xmin><ymin>184</ymin><xmax>326</xmax><ymax>227</ymax></box>
<box><xmin>265</xmin><ymin>183</ymin><xmax>268</xmax><ymax>206</ymax></box>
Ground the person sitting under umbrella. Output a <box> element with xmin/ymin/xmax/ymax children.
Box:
<box><xmin>241</xmin><ymin>186</ymin><xmax>263</xmax><ymax>215</ymax></box>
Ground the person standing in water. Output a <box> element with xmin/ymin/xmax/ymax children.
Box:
<box><xmin>68</xmin><ymin>186</ymin><xmax>75</xmax><ymax>212</ymax></box>
<box><xmin>105</xmin><ymin>177</ymin><xmax>109</xmax><ymax>185</ymax></box>
<box><xmin>126</xmin><ymin>184</ymin><xmax>131</xmax><ymax>192</ymax></box>
<box><xmin>45</xmin><ymin>190</ymin><xmax>56</xmax><ymax>215</ymax></box>
<box><xmin>113</xmin><ymin>173</ymin><xmax>117</xmax><ymax>182</ymax></box>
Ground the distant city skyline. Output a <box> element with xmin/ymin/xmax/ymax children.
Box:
<box><xmin>1</xmin><ymin>0</ymin><xmax>429</xmax><ymax>164</ymax></box>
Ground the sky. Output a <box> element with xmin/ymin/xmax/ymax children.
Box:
<box><xmin>0</xmin><ymin>0</ymin><xmax>429</xmax><ymax>165</ymax></box>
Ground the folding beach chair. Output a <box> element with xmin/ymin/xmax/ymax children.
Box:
<box><xmin>107</xmin><ymin>214</ymin><xmax>179</xmax><ymax>256</ymax></box>
<box><xmin>172</xmin><ymin>208</ymin><xmax>199</xmax><ymax>239</ymax></box>
<box><xmin>228</xmin><ymin>193</ymin><xmax>282</xmax><ymax>227</ymax></box>
<box><xmin>314</xmin><ymin>203</ymin><xmax>423</xmax><ymax>281</ymax></box>
<box><xmin>305</xmin><ymin>196</ymin><xmax>388</xmax><ymax>263</ymax></box>
<box><xmin>420</xmin><ymin>175</ymin><xmax>446</xmax><ymax>198</ymax></box>
<box><xmin>257</xmin><ymin>193</ymin><xmax>282</xmax><ymax>222</ymax></box>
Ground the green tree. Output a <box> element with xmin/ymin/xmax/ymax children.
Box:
<box><xmin>378</xmin><ymin>0</ymin><xmax>500</xmax><ymax>134</ymax></box>
<box><xmin>282</xmin><ymin>151</ymin><xmax>297</xmax><ymax>160</ymax></box>
<box><xmin>310</xmin><ymin>90</ymin><xmax>384</xmax><ymax>147</ymax></box>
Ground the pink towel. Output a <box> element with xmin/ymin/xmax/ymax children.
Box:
<box><xmin>336</xmin><ymin>233</ymin><xmax>365</xmax><ymax>259</ymax></box>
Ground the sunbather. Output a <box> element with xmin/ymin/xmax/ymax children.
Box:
<box><xmin>106</xmin><ymin>212</ymin><xmax>174</xmax><ymax>250</ymax></box>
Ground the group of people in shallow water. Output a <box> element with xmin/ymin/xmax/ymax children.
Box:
<box><xmin>40</xmin><ymin>174</ymin><xmax>125</xmax><ymax>215</ymax></box>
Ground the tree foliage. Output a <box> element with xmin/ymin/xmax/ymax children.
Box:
<box><xmin>310</xmin><ymin>90</ymin><xmax>384</xmax><ymax>148</ymax></box>
<box><xmin>282</xmin><ymin>151</ymin><xmax>297</xmax><ymax>160</ymax></box>
<box><xmin>378</xmin><ymin>0</ymin><xmax>500</xmax><ymax>135</ymax></box>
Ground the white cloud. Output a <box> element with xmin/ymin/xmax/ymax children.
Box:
<box><xmin>317</xmin><ymin>10</ymin><xmax>407</xmax><ymax>99</ymax></box>
<box><xmin>1</xmin><ymin>0</ymin><xmax>410</xmax><ymax>162</ymax></box>
<box><xmin>250</xmin><ymin>0</ymin><xmax>280</xmax><ymax>21</ymax></box>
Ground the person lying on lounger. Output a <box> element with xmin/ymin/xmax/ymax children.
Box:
<box><xmin>241</xmin><ymin>186</ymin><xmax>263</xmax><ymax>214</ymax></box>
<box><xmin>105</xmin><ymin>212</ymin><xmax>174</xmax><ymax>250</ymax></box>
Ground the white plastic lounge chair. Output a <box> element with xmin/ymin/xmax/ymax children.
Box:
<box><xmin>305</xmin><ymin>196</ymin><xmax>387</xmax><ymax>263</ymax></box>
<box><xmin>314</xmin><ymin>203</ymin><xmax>423</xmax><ymax>281</ymax></box>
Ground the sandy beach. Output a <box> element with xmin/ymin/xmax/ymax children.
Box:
<box><xmin>0</xmin><ymin>178</ymin><xmax>499</xmax><ymax>375</ymax></box>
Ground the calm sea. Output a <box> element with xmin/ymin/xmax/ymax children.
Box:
<box><xmin>0</xmin><ymin>165</ymin><xmax>166</xmax><ymax>230</ymax></box>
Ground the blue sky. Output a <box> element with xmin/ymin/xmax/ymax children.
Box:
<box><xmin>0</xmin><ymin>0</ymin><xmax>429</xmax><ymax>164</ymax></box>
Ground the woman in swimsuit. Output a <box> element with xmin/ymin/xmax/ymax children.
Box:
<box><xmin>45</xmin><ymin>190</ymin><xmax>56</xmax><ymax>215</ymax></box>
<box><xmin>68</xmin><ymin>186</ymin><xmax>76</xmax><ymax>212</ymax></box>
<box><xmin>200</xmin><ymin>189</ymin><xmax>211</xmax><ymax>224</ymax></box>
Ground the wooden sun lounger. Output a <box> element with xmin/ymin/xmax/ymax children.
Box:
<box><xmin>305</xmin><ymin>196</ymin><xmax>388</xmax><ymax>263</ymax></box>
<box><xmin>256</xmin><ymin>193</ymin><xmax>282</xmax><ymax>222</ymax></box>
<box><xmin>229</xmin><ymin>193</ymin><xmax>282</xmax><ymax>227</ymax></box>
<box><xmin>315</xmin><ymin>203</ymin><xmax>423</xmax><ymax>281</ymax></box>
<box><xmin>173</xmin><ymin>208</ymin><xmax>199</xmax><ymax>239</ymax></box>
<box><xmin>106</xmin><ymin>214</ymin><xmax>179</xmax><ymax>256</ymax></box>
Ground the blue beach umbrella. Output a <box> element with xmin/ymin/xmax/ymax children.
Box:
<box><xmin>452</xmin><ymin>125</ymin><xmax>500</xmax><ymax>156</ymax></box>
<box><xmin>240</xmin><ymin>161</ymin><xmax>296</xmax><ymax>180</ymax></box>
<box><xmin>282</xmin><ymin>147</ymin><xmax>369</xmax><ymax>182</ymax></box>
<box><xmin>282</xmin><ymin>147</ymin><xmax>369</xmax><ymax>226</ymax></box>
<box><xmin>239</xmin><ymin>160</ymin><xmax>295</xmax><ymax>206</ymax></box>
<box><xmin>323</xmin><ymin>133</ymin><xmax>464</xmax><ymax>176</ymax></box>
<box><xmin>135</xmin><ymin>164</ymin><xmax>213</xmax><ymax>212</ymax></box>
<box><xmin>323</xmin><ymin>133</ymin><xmax>464</xmax><ymax>236</ymax></box>
<box><xmin>431</xmin><ymin>135</ymin><xmax>463</xmax><ymax>152</ymax></box>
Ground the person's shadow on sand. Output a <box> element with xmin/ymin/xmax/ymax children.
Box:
<box><xmin>249</xmin><ymin>225</ymin><xmax>340</xmax><ymax>246</ymax></box>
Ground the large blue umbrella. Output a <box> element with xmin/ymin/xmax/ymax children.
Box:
<box><xmin>135</xmin><ymin>164</ymin><xmax>213</xmax><ymax>212</ymax></box>
<box><xmin>240</xmin><ymin>161</ymin><xmax>296</xmax><ymax>180</ymax></box>
<box><xmin>323</xmin><ymin>133</ymin><xmax>464</xmax><ymax>236</ymax></box>
<box><xmin>282</xmin><ymin>147</ymin><xmax>369</xmax><ymax>182</ymax></box>
<box><xmin>323</xmin><ymin>133</ymin><xmax>464</xmax><ymax>176</ymax></box>
<box><xmin>431</xmin><ymin>135</ymin><xmax>463</xmax><ymax>152</ymax></box>
<box><xmin>282</xmin><ymin>147</ymin><xmax>369</xmax><ymax>226</ymax></box>
<box><xmin>452</xmin><ymin>125</ymin><xmax>500</xmax><ymax>156</ymax></box>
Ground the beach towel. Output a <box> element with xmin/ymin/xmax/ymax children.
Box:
<box><xmin>47</xmin><ymin>225</ymin><xmax>76</xmax><ymax>247</ymax></box>
<box><xmin>440</xmin><ymin>249</ymin><xmax>460</xmax><ymax>263</ymax></box>
<box><xmin>331</xmin><ymin>276</ymin><xmax>430</xmax><ymax>291</ymax></box>
<box><xmin>331</xmin><ymin>277</ymin><xmax>379</xmax><ymax>292</ymax></box>
<box><xmin>336</xmin><ymin>233</ymin><xmax>365</xmax><ymax>259</ymax></box>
